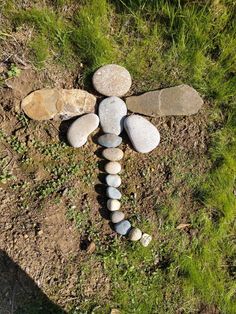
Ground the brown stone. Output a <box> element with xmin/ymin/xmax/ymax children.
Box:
<box><xmin>21</xmin><ymin>89</ymin><xmax>96</xmax><ymax>120</ymax></box>
<box><xmin>60</xmin><ymin>89</ymin><xmax>97</xmax><ymax>118</ymax></box>
<box><xmin>86</xmin><ymin>242</ymin><xmax>96</xmax><ymax>254</ymax></box>
<box><xmin>126</xmin><ymin>84</ymin><xmax>203</xmax><ymax>116</ymax></box>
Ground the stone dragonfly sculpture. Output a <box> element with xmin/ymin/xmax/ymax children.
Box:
<box><xmin>21</xmin><ymin>64</ymin><xmax>203</xmax><ymax>247</ymax></box>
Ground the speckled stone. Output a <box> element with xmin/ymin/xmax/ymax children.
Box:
<box><xmin>105</xmin><ymin>162</ymin><xmax>121</xmax><ymax>174</ymax></box>
<box><xmin>67</xmin><ymin>113</ymin><xmax>99</xmax><ymax>147</ymax></box>
<box><xmin>124</xmin><ymin>115</ymin><xmax>160</xmax><ymax>153</ymax></box>
<box><xmin>106</xmin><ymin>174</ymin><xmax>121</xmax><ymax>188</ymax></box>
<box><xmin>106</xmin><ymin>187</ymin><xmax>121</xmax><ymax>200</ymax></box>
<box><xmin>21</xmin><ymin>89</ymin><xmax>96</xmax><ymax>120</ymax></box>
<box><xmin>107</xmin><ymin>199</ymin><xmax>121</xmax><ymax>211</ymax></box>
<box><xmin>128</xmin><ymin>228</ymin><xmax>142</xmax><ymax>241</ymax></box>
<box><xmin>98</xmin><ymin>134</ymin><xmax>122</xmax><ymax>148</ymax></box>
<box><xmin>99</xmin><ymin>96</ymin><xmax>127</xmax><ymax>135</ymax></box>
<box><xmin>140</xmin><ymin>233</ymin><xmax>152</xmax><ymax>247</ymax></box>
<box><xmin>110</xmin><ymin>211</ymin><xmax>125</xmax><ymax>223</ymax></box>
<box><xmin>102</xmin><ymin>148</ymin><xmax>124</xmax><ymax>161</ymax></box>
<box><xmin>92</xmin><ymin>64</ymin><xmax>132</xmax><ymax>97</ymax></box>
<box><xmin>114</xmin><ymin>220</ymin><xmax>131</xmax><ymax>235</ymax></box>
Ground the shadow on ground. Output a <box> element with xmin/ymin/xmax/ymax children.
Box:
<box><xmin>0</xmin><ymin>250</ymin><xmax>66</xmax><ymax>314</ymax></box>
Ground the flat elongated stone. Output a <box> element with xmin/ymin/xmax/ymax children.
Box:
<box><xmin>114</xmin><ymin>220</ymin><xmax>131</xmax><ymax>235</ymax></box>
<box><xmin>67</xmin><ymin>113</ymin><xmax>99</xmax><ymax>147</ymax></box>
<box><xmin>106</xmin><ymin>187</ymin><xmax>121</xmax><ymax>200</ymax></box>
<box><xmin>105</xmin><ymin>162</ymin><xmax>121</xmax><ymax>174</ymax></box>
<box><xmin>93</xmin><ymin>64</ymin><xmax>132</xmax><ymax>97</ymax></box>
<box><xmin>107</xmin><ymin>199</ymin><xmax>121</xmax><ymax>211</ymax></box>
<box><xmin>60</xmin><ymin>89</ymin><xmax>97</xmax><ymax>119</ymax></box>
<box><xmin>102</xmin><ymin>148</ymin><xmax>123</xmax><ymax>161</ymax></box>
<box><xmin>98</xmin><ymin>134</ymin><xmax>122</xmax><ymax>148</ymax></box>
<box><xmin>106</xmin><ymin>174</ymin><xmax>121</xmax><ymax>188</ymax></box>
<box><xmin>110</xmin><ymin>211</ymin><xmax>125</xmax><ymax>223</ymax></box>
<box><xmin>126</xmin><ymin>84</ymin><xmax>203</xmax><ymax>116</ymax></box>
<box><xmin>124</xmin><ymin>115</ymin><xmax>160</xmax><ymax>153</ymax></box>
<box><xmin>21</xmin><ymin>89</ymin><xmax>96</xmax><ymax>120</ymax></box>
<box><xmin>99</xmin><ymin>96</ymin><xmax>127</xmax><ymax>135</ymax></box>
<box><xmin>21</xmin><ymin>89</ymin><xmax>62</xmax><ymax>120</ymax></box>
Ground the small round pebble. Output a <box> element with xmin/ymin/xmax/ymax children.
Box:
<box><xmin>110</xmin><ymin>211</ymin><xmax>125</xmax><ymax>223</ymax></box>
<box><xmin>140</xmin><ymin>233</ymin><xmax>152</xmax><ymax>247</ymax></box>
<box><xmin>128</xmin><ymin>228</ymin><xmax>142</xmax><ymax>241</ymax></box>
<box><xmin>106</xmin><ymin>187</ymin><xmax>121</xmax><ymax>200</ymax></box>
<box><xmin>114</xmin><ymin>220</ymin><xmax>131</xmax><ymax>235</ymax></box>
<box><xmin>105</xmin><ymin>161</ymin><xmax>121</xmax><ymax>174</ymax></box>
<box><xmin>92</xmin><ymin>64</ymin><xmax>132</xmax><ymax>97</ymax></box>
<box><xmin>106</xmin><ymin>174</ymin><xmax>121</xmax><ymax>188</ymax></box>
<box><xmin>107</xmin><ymin>199</ymin><xmax>121</xmax><ymax>211</ymax></box>
<box><xmin>98</xmin><ymin>134</ymin><xmax>122</xmax><ymax>148</ymax></box>
<box><xmin>99</xmin><ymin>96</ymin><xmax>127</xmax><ymax>135</ymax></box>
<box><xmin>102</xmin><ymin>148</ymin><xmax>124</xmax><ymax>161</ymax></box>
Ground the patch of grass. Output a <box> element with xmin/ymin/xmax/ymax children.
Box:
<box><xmin>9</xmin><ymin>0</ymin><xmax>118</xmax><ymax>71</ymax></box>
<box><xmin>2</xmin><ymin>0</ymin><xmax>236</xmax><ymax>313</ymax></box>
<box><xmin>36</xmin><ymin>163</ymin><xmax>82</xmax><ymax>200</ymax></box>
<box><xmin>180</xmin><ymin>113</ymin><xmax>236</xmax><ymax>313</ymax></box>
<box><xmin>7</xmin><ymin>63</ymin><xmax>21</xmax><ymax>78</ymax></box>
<box><xmin>71</xmin><ymin>0</ymin><xmax>118</xmax><ymax>71</ymax></box>
<box><xmin>29</xmin><ymin>36</ymin><xmax>49</xmax><ymax>67</ymax></box>
<box><xmin>11</xmin><ymin>7</ymin><xmax>75</xmax><ymax>66</ymax></box>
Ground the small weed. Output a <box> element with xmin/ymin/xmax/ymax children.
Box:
<box><xmin>17</xmin><ymin>113</ymin><xmax>29</xmax><ymax>129</ymax></box>
<box><xmin>66</xmin><ymin>205</ymin><xmax>89</xmax><ymax>229</ymax></box>
<box><xmin>7</xmin><ymin>63</ymin><xmax>21</xmax><ymax>78</ymax></box>
<box><xmin>36</xmin><ymin>163</ymin><xmax>81</xmax><ymax>199</ymax></box>
<box><xmin>0</xmin><ymin>169</ymin><xmax>15</xmax><ymax>183</ymax></box>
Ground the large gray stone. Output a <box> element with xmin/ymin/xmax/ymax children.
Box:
<box><xmin>126</xmin><ymin>84</ymin><xmax>203</xmax><ymax>116</ymax></box>
<box><xmin>99</xmin><ymin>96</ymin><xmax>127</xmax><ymax>135</ymax></box>
<box><xmin>124</xmin><ymin>115</ymin><xmax>160</xmax><ymax>153</ymax></box>
<box><xmin>67</xmin><ymin>113</ymin><xmax>99</xmax><ymax>147</ymax></box>
<box><xmin>21</xmin><ymin>89</ymin><xmax>96</xmax><ymax>120</ymax></box>
<box><xmin>92</xmin><ymin>64</ymin><xmax>132</xmax><ymax>97</ymax></box>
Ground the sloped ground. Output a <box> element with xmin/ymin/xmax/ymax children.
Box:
<box><xmin>0</xmin><ymin>66</ymin><xmax>210</xmax><ymax>312</ymax></box>
<box><xmin>0</xmin><ymin>1</ymin><xmax>235</xmax><ymax>313</ymax></box>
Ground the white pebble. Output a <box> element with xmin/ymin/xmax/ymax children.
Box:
<box><xmin>107</xmin><ymin>199</ymin><xmax>121</xmax><ymax>211</ymax></box>
<box><xmin>140</xmin><ymin>233</ymin><xmax>152</xmax><ymax>247</ymax></box>
<box><xmin>105</xmin><ymin>161</ymin><xmax>121</xmax><ymax>174</ymax></box>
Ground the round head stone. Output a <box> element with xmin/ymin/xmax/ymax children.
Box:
<box><xmin>92</xmin><ymin>64</ymin><xmax>132</xmax><ymax>97</ymax></box>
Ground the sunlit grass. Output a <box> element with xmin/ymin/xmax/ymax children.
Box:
<box><xmin>1</xmin><ymin>0</ymin><xmax>236</xmax><ymax>312</ymax></box>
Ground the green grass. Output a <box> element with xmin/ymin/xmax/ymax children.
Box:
<box><xmin>1</xmin><ymin>0</ymin><xmax>236</xmax><ymax>313</ymax></box>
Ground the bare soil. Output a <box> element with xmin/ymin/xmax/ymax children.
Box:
<box><xmin>0</xmin><ymin>27</ymin><xmax>212</xmax><ymax>313</ymax></box>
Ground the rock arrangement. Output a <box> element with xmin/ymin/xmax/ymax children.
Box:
<box><xmin>20</xmin><ymin>63</ymin><xmax>204</xmax><ymax>246</ymax></box>
<box><xmin>88</xmin><ymin>65</ymin><xmax>156</xmax><ymax>245</ymax></box>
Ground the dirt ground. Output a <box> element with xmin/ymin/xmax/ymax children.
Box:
<box><xmin>0</xmin><ymin>64</ymin><xmax>211</xmax><ymax>312</ymax></box>
<box><xmin>0</xmin><ymin>22</ymin><xmax>212</xmax><ymax>312</ymax></box>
